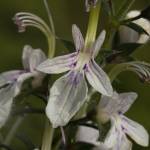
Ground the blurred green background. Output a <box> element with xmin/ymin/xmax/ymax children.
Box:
<box><xmin>0</xmin><ymin>0</ymin><xmax>150</xmax><ymax>150</ymax></box>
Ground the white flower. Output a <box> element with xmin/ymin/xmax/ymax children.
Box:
<box><xmin>76</xmin><ymin>125</ymin><xmax>110</xmax><ymax>150</ymax></box>
<box><xmin>98</xmin><ymin>92</ymin><xmax>149</xmax><ymax>149</ymax></box>
<box><xmin>0</xmin><ymin>45</ymin><xmax>46</xmax><ymax>127</ymax></box>
<box><xmin>119</xmin><ymin>10</ymin><xmax>150</xmax><ymax>43</ymax></box>
<box><xmin>76</xmin><ymin>125</ymin><xmax>100</xmax><ymax>146</ymax></box>
<box><xmin>37</xmin><ymin>24</ymin><xmax>113</xmax><ymax>128</ymax></box>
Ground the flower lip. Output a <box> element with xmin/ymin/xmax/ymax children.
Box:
<box><xmin>68</xmin><ymin>71</ymin><xmax>83</xmax><ymax>86</ymax></box>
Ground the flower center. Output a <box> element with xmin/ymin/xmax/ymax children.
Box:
<box><xmin>75</xmin><ymin>52</ymin><xmax>91</xmax><ymax>71</ymax></box>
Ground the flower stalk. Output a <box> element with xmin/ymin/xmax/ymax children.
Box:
<box><xmin>41</xmin><ymin>0</ymin><xmax>55</xmax><ymax>149</ymax></box>
<box><xmin>85</xmin><ymin>3</ymin><xmax>101</xmax><ymax>49</ymax></box>
<box><xmin>3</xmin><ymin>116</ymin><xmax>24</xmax><ymax>146</ymax></box>
<box><xmin>108</xmin><ymin>63</ymin><xmax>129</xmax><ymax>82</ymax></box>
<box><xmin>41</xmin><ymin>119</ymin><xmax>55</xmax><ymax>150</ymax></box>
<box><xmin>43</xmin><ymin>0</ymin><xmax>56</xmax><ymax>58</ymax></box>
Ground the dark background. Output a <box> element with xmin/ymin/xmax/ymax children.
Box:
<box><xmin>0</xmin><ymin>0</ymin><xmax>150</xmax><ymax>149</ymax></box>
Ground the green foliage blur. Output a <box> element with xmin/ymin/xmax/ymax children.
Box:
<box><xmin>0</xmin><ymin>0</ymin><xmax>150</xmax><ymax>149</ymax></box>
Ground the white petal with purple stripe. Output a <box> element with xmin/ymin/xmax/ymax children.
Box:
<box><xmin>37</xmin><ymin>52</ymin><xmax>77</xmax><ymax>74</ymax></box>
<box><xmin>46</xmin><ymin>71</ymin><xmax>88</xmax><ymax>128</ymax></box>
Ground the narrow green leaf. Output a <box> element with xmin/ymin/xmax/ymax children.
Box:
<box><xmin>123</xmin><ymin>22</ymin><xmax>149</xmax><ymax>35</ymax></box>
<box><xmin>117</xmin><ymin>43</ymin><xmax>142</xmax><ymax>55</ymax></box>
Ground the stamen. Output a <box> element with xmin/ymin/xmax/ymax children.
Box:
<box><xmin>13</xmin><ymin>12</ymin><xmax>52</xmax><ymax>37</ymax></box>
<box><xmin>126</xmin><ymin>61</ymin><xmax>150</xmax><ymax>83</ymax></box>
<box><xmin>13</xmin><ymin>15</ymin><xmax>26</xmax><ymax>32</ymax></box>
<box><xmin>83</xmin><ymin>64</ymin><xmax>88</xmax><ymax>71</ymax></box>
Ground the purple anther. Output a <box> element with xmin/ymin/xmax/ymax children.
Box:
<box><xmin>13</xmin><ymin>15</ymin><xmax>26</xmax><ymax>32</ymax></box>
<box><xmin>83</xmin><ymin>64</ymin><xmax>89</xmax><ymax>72</ymax></box>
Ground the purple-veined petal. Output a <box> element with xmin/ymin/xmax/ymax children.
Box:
<box><xmin>104</xmin><ymin>117</ymin><xmax>132</xmax><ymax>150</ymax></box>
<box><xmin>0</xmin><ymin>70</ymin><xmax>23</xmax><ymax>86</ymax></box>
<box><xmin>121</xmin><ymin>115</ymin><xmax>149</xmax><ymax>147</ymax></box>
<box><xmin>46</xmin><ymin>71</ymin><xmax>88</xmax><ymax>128</ymax></box>
<box><xmin>37</xmin><ymin>52</ymin><xmax>77</xmax><ymax>74</ymax></box>
<box><xmin>120</xmin><ymin>135</ymin><xmax>132</xmax><ymax>150</ymax></box>
<box><xmin>99</xmin><ymin>92</ymin><xmax>137</xmax><ymax>116</ymax></box>
<box><xmin>29</xmin><ymin>49</ymin><xmax>46</xmax><ymax>72</ymax></box>
<box><xmin>72</xmin><ymin>24</ymin><xmax>84</xmax><ymax>51</ymax></box>
<box><xmin>104</xmin><ymin>118</ymin><xmax>118</xmax><ymax>148</ymax></box>
<box><xmin>76</xmin><ymin>125</ymin><xmax>100</xmax><ymax>146</ymax></box>
<box><xmin>22</xmin><ymin>45</ymin><xmax>33</xmax><ymax>70</ymax></box>
<box><xmin>14</xmin><ymin>72</ymin><xmax>35</xmax><ymax>96</ymax></box>
<box><xmin>118</xmin><ymin>92</ymin><xmax>137</xmax><ymax>114</ymax></box>
<box><xmin>99</xmin><ymin>92</ymin><xmax>119</xmax><ymax>115</ymax></box>
<box><xmin>0</xmin><ymin>98</ymin><xmax>13</xmax><ymax>128</ymax></box>
<box><xmin>92</xmin><ymin>30</ymin><xmax>106</xmax><ymax>58</ymax></box>
<box><xmin>85</xmin><ymin>60</ymin><xmax>113</xmax><ymax>96</ymax></box>
<box><xmin>112</xmin><ymin>133</ymin><xmax>132</xmax><ymax>150</ymax></box>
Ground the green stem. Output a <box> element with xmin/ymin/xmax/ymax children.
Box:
<box><xmin>43</xmin><ymin>0</ymin><xmax>56</xmax><ymax>58</ymax></box>
<box><xmin>41</xmin><ymin>1</ymin><xmax>56</xmax><ymax>150</ymax></box>
<box><xmin>47</xmin><ymin>36</ymin><xmax>55</xmax><ymax>58</ymax></box>
<box><xmin>103</xmin><ymin>0</ymin><xmax>136</xmax><ymax>50</ymax></box>
<box><xmin>103</xmin><ymin>26</ymin><xmax>117</xmax><ymax>50</ymax></box>
<box><xmin>4</xmin><ymin>116</ymin><xmax>24</xmax><ymax>145</ymax></box>
<box><xmin>41</xmin><ymin>119</ymin><xmax>55</xmax><ymax>150</ymax></box>
<box><xmin>108</xmin><ymin>63</ymin><xmax>129</xmax><ymax>82</ymax></box>
<box><xmin>85</xmin><ymin>3</ymin><xmax>101</xmax><ymax>49</ymax></box>
<box><xmin>75</xmin><ymin>2</ymin><xmax>100</xmax><ymax>119</ymax></box>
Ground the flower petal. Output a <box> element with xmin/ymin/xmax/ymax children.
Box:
<box><xmin>46</xmin><ymin>71</ymin><xmax>88</xmax><ymax>128</ymax></box>
<box><xmin>0</xmin><ymin>70</ymin><xmax>23</xmax><ymax>86</ymax></box>
<box><xmin>104</xmin><ymin>117</ymin><xmax>132</xmax><ymax>150</ymax></box>
<box><xmin>118</xmin><ymin>92</ymin><xmax>137</xmax><ymax>114</ymax></box>
<box><xmin>92</xmin><ymin>30</ymin><xmax>106</xmax><ymax>57</ymax></box>
<box><xmin>104</xmin><ymin>119</ymin><xmax>118</xmax><ymax>148</ymax></box>
<box><xmin>0</xmin><ymin>84</ymin><xmax>15</xmax><ymax>105</ymax></box>
<box><xmin>29</xmin><ymin>49</ymin><xmax>46</xmax><ymax>72</ymax></box>
<box><xmin>22</xmin><ymin>45</ymin><xmax>33</xmax><ymax>70</ymax></box>
<box><xmin>72</xmin><ymin>24</ymin><xmax>84</xmax><ymax>51</ymax></box>
<box><xmin>99</xmin><ymin>92</ymin><xmax>119</xmax><ymax>115</ymax></box>
<box><xmin>113</xmin><ymin>133</ymin><xmax>132</xmax><ymax>150</ymax></box>
<box><xmin>99</xmin><ymin>92</ymin><xmax>137</xmax><ymax>115</ymax></box>
<box><xmin>0</xmin><ymin>99</ymin><xmax>13</xmax><ymax>128</ymax></box>
<box><xmin>37</xmin><ymin>52</ymin><xmax>77</xmax><ymax>74</ymax></box>
<box><xmin>14</xmin><ymin>72</ymin><xmax>34</xmax><ymax>96</ymax></box>
<box><xmin>85</xmin><ymin>60</ymin><xmax>113</xmax><ymax>96</ymax></box>
<box><xmin>121</xmin><ymin>115</ymin><xmax>149</xmax><ymax>147</ymax></box>
<box><xmin>120</xmin><ymin>136</ymin><xmax>132</xmax><ymax>150</ymax></box>
<box><xmin>76</xmin><ymin>125</ymin><xmax>100</xmax><ymax>146</ymax></box>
